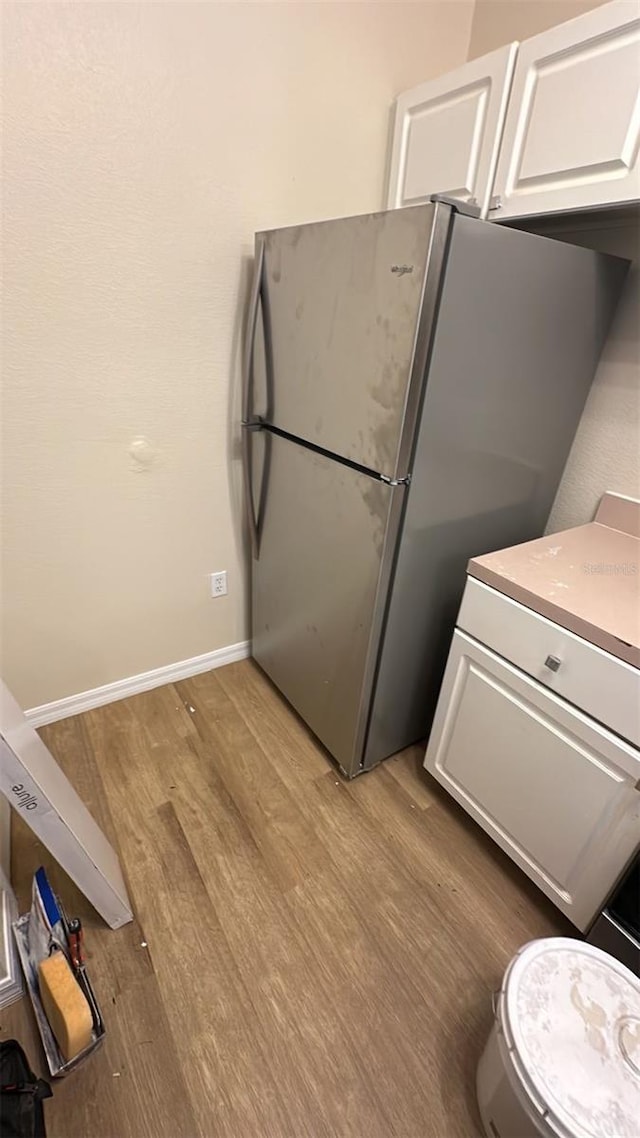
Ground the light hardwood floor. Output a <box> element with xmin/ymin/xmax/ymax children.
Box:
<box><xmin>1</xmin><ymin>661</ymin><xmax>570</xmax><ymax>1137</ymax></box>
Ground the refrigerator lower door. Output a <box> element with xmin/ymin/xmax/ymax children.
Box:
<box><xmin>251</xmin><ymin>430</ymin><xmax>401</xmax><ymax>776</ymax></box>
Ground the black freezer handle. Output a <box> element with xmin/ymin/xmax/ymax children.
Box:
<box><xmin>241</xmin><ymin>237</ymin><xmax>265</xmax><ymax>559</ymax></box>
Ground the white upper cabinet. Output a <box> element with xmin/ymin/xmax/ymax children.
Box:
<box><xmin>492</xmin><ymin>0</ymin><xmax>640</xmax><ymax>219</ymax></box>
<box><xmin>386</xmin><ymin>45</ymin><xmax>518</xmax><ymax>218</ymax></box>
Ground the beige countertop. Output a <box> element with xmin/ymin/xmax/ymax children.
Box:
<box><xmin>468</xmin><ymin>493</ymin><xmax>640</xmax><ymax>668</ymax></box>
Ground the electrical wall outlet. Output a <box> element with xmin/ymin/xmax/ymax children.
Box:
<box><xmin>210</xmin><ymin>571</ymin><xmax>228</xmax><ymax>598</ymax></box>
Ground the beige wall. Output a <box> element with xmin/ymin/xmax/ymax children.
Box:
<box><xmin>545</xmin><ymin>219</ymin><xmax>639</xmax><ymax>533</ymax></box>
<box><xmin>469</xmin><ymin>0</ymin><xmax>640</xmax><ymax>533</ymax></box>
<box><xmin>468</xmin><ymin>0</ymin><xmax>609</xmax><ymax>57</ymax></box>
<box><xmin>1</xmin><ymin>1</ymin><xmax>474</xmax><ymax>709</ymax></box>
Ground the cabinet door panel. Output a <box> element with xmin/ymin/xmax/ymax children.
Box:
<box><xmin>387</xmin><ymin>45</ymin><xmax>517</xmax><ymax>218</ymax></box>
<box><xmin>424</xmin><ymin>631</ymin><xmax>640</xmax><ymax>930</ymax></box>
<box><xmin>492</xmin><ymin>1</ymin><xmax>640</xmax><ymax>218</ymax></box>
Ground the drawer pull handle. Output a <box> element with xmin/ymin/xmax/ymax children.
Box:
<box><xmin>544</xmin><ymin>655</ymin><xmax>562</xmax><ymax>672</ymax></box>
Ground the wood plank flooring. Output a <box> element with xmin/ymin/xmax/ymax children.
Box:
<box><xmin>1</xmin><ymin>661</ymin><xmax>570</xmax><ymax>1137</ymax></box>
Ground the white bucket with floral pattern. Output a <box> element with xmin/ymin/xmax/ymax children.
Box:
<box><xmin>477</xmin><ymin>937</ymin><xmax>640</xmax><ymax>1138</ymax></box>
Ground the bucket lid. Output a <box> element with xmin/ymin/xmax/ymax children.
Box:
<box><xmin>500</xmin><ymin>938</ymin><xmax>640</xmax><ymax>1138</ymax></box>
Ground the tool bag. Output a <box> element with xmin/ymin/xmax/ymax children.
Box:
<box><xmin>0</xmin><ymin>1040</ymin><xmax>52</xmax><ymax>1137</ymax></box>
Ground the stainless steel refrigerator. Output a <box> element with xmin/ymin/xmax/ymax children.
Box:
<box><xmin>242</xmin><ymin>201</ymin><xmax>627</xmax><ymax>778</ymax></box>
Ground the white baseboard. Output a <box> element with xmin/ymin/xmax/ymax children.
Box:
<box><xmin>24</xmin><ymin>641</ymin><xmax>250</xmax><ymax>728</ymax></box>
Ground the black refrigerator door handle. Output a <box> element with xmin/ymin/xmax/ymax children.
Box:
<box><xmin>242</xmin><ymin>237</ymin><xmax>265</xmax><ymax>423</ymax></box>
<box><xmin>241</xmin><ymin>421</ymin><xmax>263</xmax><ymax>561</ymax></box>
<box><xmin>241</xmin><ymin>238</ymin><xmax>265</xmax><ymax>560</ymax></box>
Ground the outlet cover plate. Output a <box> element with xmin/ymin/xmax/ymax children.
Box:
<box><xmin>210</xmin><ymin>571</ymin><xmax>227</xmax><ymax>598</ymax></box>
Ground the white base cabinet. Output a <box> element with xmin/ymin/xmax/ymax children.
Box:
<box><xmin>386</xmin><ymin>45</ymin><xmax>517</xmax><ymax>218</ymax></box>
<box><xmin>424</xmin><ymin>598</ymin><xmax>640</xmax><ymax>932</ymax></box>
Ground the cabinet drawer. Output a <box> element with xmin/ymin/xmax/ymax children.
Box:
<box><xmin>424</xmin><ymin>631</ymin><xmax>640</xmax><ymax>930</ymax></box>
<box><xmin>459</xmin><ymin>577</ymin><xmax>640</xmax><ymax>747</ymax></box>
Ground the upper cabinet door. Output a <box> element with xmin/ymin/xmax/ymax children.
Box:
<box><xmin>386</xmin><ymin>45</ymin><xmax>518</xmax><ymax>219</ymax></box>
<box><xmin>492</xmin><ymin>0</ymin><xmax>640</xmax><ymax>219</ymax></box>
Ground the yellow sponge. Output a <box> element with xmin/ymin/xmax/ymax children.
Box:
<box><xmin>38</xmin><ymin>951</ymin><xmax>93</xmax><ymax>1061</ymax></box>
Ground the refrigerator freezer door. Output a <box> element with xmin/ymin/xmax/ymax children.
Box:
<box><xmin>251</xmin><ymin>430</ymin><xmax>401</xmax><ymax>775</ymax></box>
<box><xmin>256</xmin><ymin>205</ymin><xmax>439</xmax><ymax>478</ymax></box>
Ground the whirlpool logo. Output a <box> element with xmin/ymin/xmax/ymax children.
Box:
<box><xmin>390</xmin><ymin>264</ymin><xmax>414</xmax><ymax>277</ymax></box>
